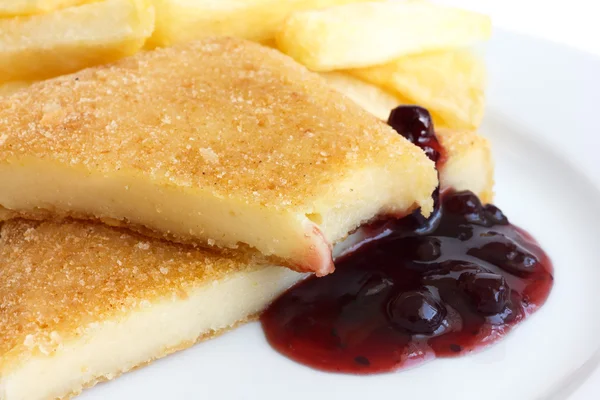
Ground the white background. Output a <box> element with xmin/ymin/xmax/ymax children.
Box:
<box><xmin>439</xmin><ymin>1</ymin><xmax>600</xmax><ymax>398</ymax></box>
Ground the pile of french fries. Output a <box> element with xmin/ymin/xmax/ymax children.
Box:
<box><xmin>0</xmin><ymin>0</ymin><xmax>491</xmax><ymax>130</ymax></box>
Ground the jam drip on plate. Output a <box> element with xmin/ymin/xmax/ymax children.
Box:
<box><xmin>261</xmin><ymin>190</ymin><xmax>553</xmax><ymax>373</ymax></box>
<box><xmin>260</xmin><ymin>106</ymin><xmax>554</xmax><ymax>374</ymax></box>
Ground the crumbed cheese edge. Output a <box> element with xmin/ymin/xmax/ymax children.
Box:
<box><xmin>0</xmin><ymin>266</ymin><xmax>304</xmax><ymax>400</ymax></box>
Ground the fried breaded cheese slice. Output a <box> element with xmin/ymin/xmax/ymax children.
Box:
<box><xmin>322</xmin><ymin>71</ymin><xmax>494</xmax><ymax>202</ymax></box>
<box><xmin>0</xmin><ymin>37</ymin><xmax>437</xmax><ymax>276</ymax></box>
<box><xmin>0</xmin><ymin>127</ymin><xmax>492</xmax><ymax>399</ymax></box>
<box><xmin>0</xmin><ymin>218</ymin><xmax>304</xmax><ymax>400</ymax></box>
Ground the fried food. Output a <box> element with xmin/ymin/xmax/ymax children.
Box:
<box><xmin>351</xmin><ymin>49</ymin><xmax>487</xmax><ymax>130</ymax></box>
<box><xmin>0</xmin><ymin>218</ymin><xmax>303</xmax><ymax>400</ymax></box>
<box><xmin>322</xmin><ymin>71</ymin><xmax>493</xmax><ymax>202</ymax></box>
<box><xmin>0</xmin><ymin>0</ymin><xmax>154</xmax><ymax>83</ymax></box>
<box><xmin>319</xmin><ymin>71</ymin><xmax>405</xmax><ymax>120</ymax></box>
<box><xmin>0</xmin><ymin>81</ymin><xmax>31</xmax><ymax>97</ymax></box>
<box><xmin>148</xmin><ymin>0</ymin><xmax>376</xmax><ymax>47</ymax></box>
<box><xmin>276</xmin><ymin>1</ymin><xmax>491</xmax><ymax>71</ymax></box>
<box><xmin>0</xmin><ymin>0</ymin><xmax>92</xmax><ymax>16</ymax></box>
<box><xmin>0</xmin><ymin>128</ymin><xmax>492</xmax><ymax>400</ymax></box>
<box><xmin>437</xmin><ymin>128</ymin><xmax>494</xmax><ymax>203</ymax></box>
<box><xmin>0</xmin><ymin>37</ymin><xmax>437</xmax><ymax>276</ymax></box>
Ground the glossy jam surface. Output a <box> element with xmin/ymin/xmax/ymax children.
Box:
<box><xmin>261</xmin><ymin>190</ymin><xmax>554</xmax><ymax>373</ymax></box>
<box><xmin>387</xmin><ymin>105</ymin><xmax>445</xmax><ymax>166</ymax></box>
<box><xmin>261</xmin><ymin>105</ymin><xmax>553</xmax><ymax>373</ymax></box>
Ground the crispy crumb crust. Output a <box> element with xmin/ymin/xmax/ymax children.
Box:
<box><xmin>0</xmin><ymin>36</ymin><xmax>435</xmax><ymax>221</ymax></box>
<box><xmin>0</xmin><ymin>207</ymin><xmax>315</xmax><ymax>273</ymax></box>
<box><xmin>0</xmin><ymin>218</ymin><xmax>270</xmax><ymax>373</ymax></box>
<box><xmin>315</xmin><ymin>71</ymin><xmax>493</xmax><ymax>202</ymax></box>
<box><xmin>61</xmin><ymin>315</ymin><xmax>258</xmax><ymax>400</ymax></box>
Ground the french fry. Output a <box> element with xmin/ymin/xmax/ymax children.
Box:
<box><xmin>147</xmin><ymin>0</ymin><xmax>377</xmax><ymax>47</ymax></box>
<box><xmin>0</xmin><ymin>0</ymin><xmax>154</xmax><ymax>83</ymax></box>
<box><xmin>0</xmin><ymin>0</ymin><xmax>93</xmax><ymax>17</ymax></box>
<box><xmin>351</xmin><ymin>50</ymin><xmax>487</xmax><ymax>130</ymax></box>
<box><xmin>276</xmin><ymin>1</ymin><xmax>491</xmax><ymax>71</ymax></box>
<box><xmin>436</xmin><ymin>127</ymin><xmax>494</xmax><ymax>204</ymax></box>
<box><xmin>0</xmin><ymin>81</ymin><xmax>32</xmax><ymax>96</ymax></box>
<box><xmin>319</xmin><ymin>72</ymin><xmax>405</xmax><ymax>120</ymax></box>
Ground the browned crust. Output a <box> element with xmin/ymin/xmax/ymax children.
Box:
<box><xmin>0</xmin><ymin>206</ymin><xmax>329</xmax><ymax>276</ymax></box>
<box><xmin>0</xmin><ymin>206</ymin><xmax>307</xmax><ymax>270</ymax></box>
<box><xmin>0</xmin><ymin>218</ymin><xmax>273</xmax><ymax>371</ymax></box>
<box><xmin>0</xmin><ymin>37</ymin><xmax>434</xmax><ymax>215</ymax></box>
<box><xmin>315</xmin><ymin>71</ymin><xmax>493</xmax><ymax>202</ymax></box>
<box><xmin>0</xmin><ymin>37</ymin><xmax>437</xmax><ymax>277</ymax></box>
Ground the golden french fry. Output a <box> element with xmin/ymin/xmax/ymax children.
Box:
<box><xmin>276</xmin><ymin>1</ymin><xmax>491</xmax><ymax>71</ymax></box>
<box><xmin>0</xmin><ymin>81</ymin><xmax>32</xmax><ymax>96</ymax></box>
<box><xmin>147</xmin><ymin>0</ymin><xmax>377</xmax><ymax>47</ymax></box>
<box><xmin>0</xmin><ymin>0</ymin><xmax>154</xmax><ymax>83</ymax></box>
<box><xmin>319</xmin><ymin>72</ymin><xmax>405</xmax><ymax>121</ymax></box>
<box><xmin>0</xmin><ymin>0</ymin><xmax>94</xmax><ymax>16</ymax></box>
<box><xmin>436</xmin><ymin>128</ymin><xmax>494</xmax><ymax>204</ymax></box>
<box><xmin>351</xmin><ymin>50</ymin><xmax>487</xmax><ymax>130</ymax></box>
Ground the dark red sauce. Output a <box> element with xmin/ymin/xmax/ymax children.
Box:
<box><xmin>387</xmin><ymin>105</ymin><xmax>445</xmax><ymax>167</ymax></box>
<box><xmin>260</xmin><ymin>106</ymin><xmax>554</xmax><ymax>374</ymax></box>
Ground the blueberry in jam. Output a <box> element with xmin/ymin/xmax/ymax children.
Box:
<box><xmin>261</xmin><ymin>189</ymin><xmax>553</xmax><ymax>373</ymax></box>
<box><xmin>459</xmin><ymin>272</ymin><xmax>510</xmax><ymax>315</ymax></box>
<box><xmin>261</xmin><ymin>106</ymin><xmax>553</xmax><ymax>374</ymax></box>
<box><xmin>387</xmin><ymin>105</ymin><xmax>445</xmax><ymax>166</ymax></box>
<box><xmin>387</xmin><ymin>289</ymin><xmax>446</xmax><ymax>334</ymax></box>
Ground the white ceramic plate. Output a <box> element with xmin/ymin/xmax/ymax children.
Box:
<box><xmin>80</xmin><ymin>29</ymin><xmax>600</xmax><ymax>399</ymax></box>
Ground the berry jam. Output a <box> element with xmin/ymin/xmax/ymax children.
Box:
<box><xmin>260</xmin><ymin>106</ymin><xmax>554</xmax><ymax>374</ymax></box>
<box><xmin>261</xmin><ymin>190</ymin><xmax>553</xmax><ymax>373</ymax></box>
<box><xmin>387</xmin><ymin>105</ymin><xmax>445</xmax><ymax>167</ymax></box>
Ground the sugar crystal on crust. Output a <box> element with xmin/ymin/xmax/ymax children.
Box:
<box><xmin>0</xmin><ymin>37</ymin><xmax>434</xmax><ymax>212</ymax></box>
<box><xmin>0</xmin><ymin>219</ymin><xmax>265</xmax><ymax>371</ymax></box>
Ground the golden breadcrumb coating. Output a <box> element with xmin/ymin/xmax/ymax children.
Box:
<box><xmin>0</xmin><ymin>218</ymin><xmax>265</xmax><ymax>373</ymax></box>
<box><xmin>0</xmin><ymin>37</ymin><xmax>432</xmax><ymax>213</ymax></box>
<box><xmin>315</xmin><ymin>70</ymin><xmax>493</xmax><ymax>202</ymax></box>
<box><xmin>0</xmin><ymin>37</ymin><xmax>437</xmax><ymax>273</ymax></box>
